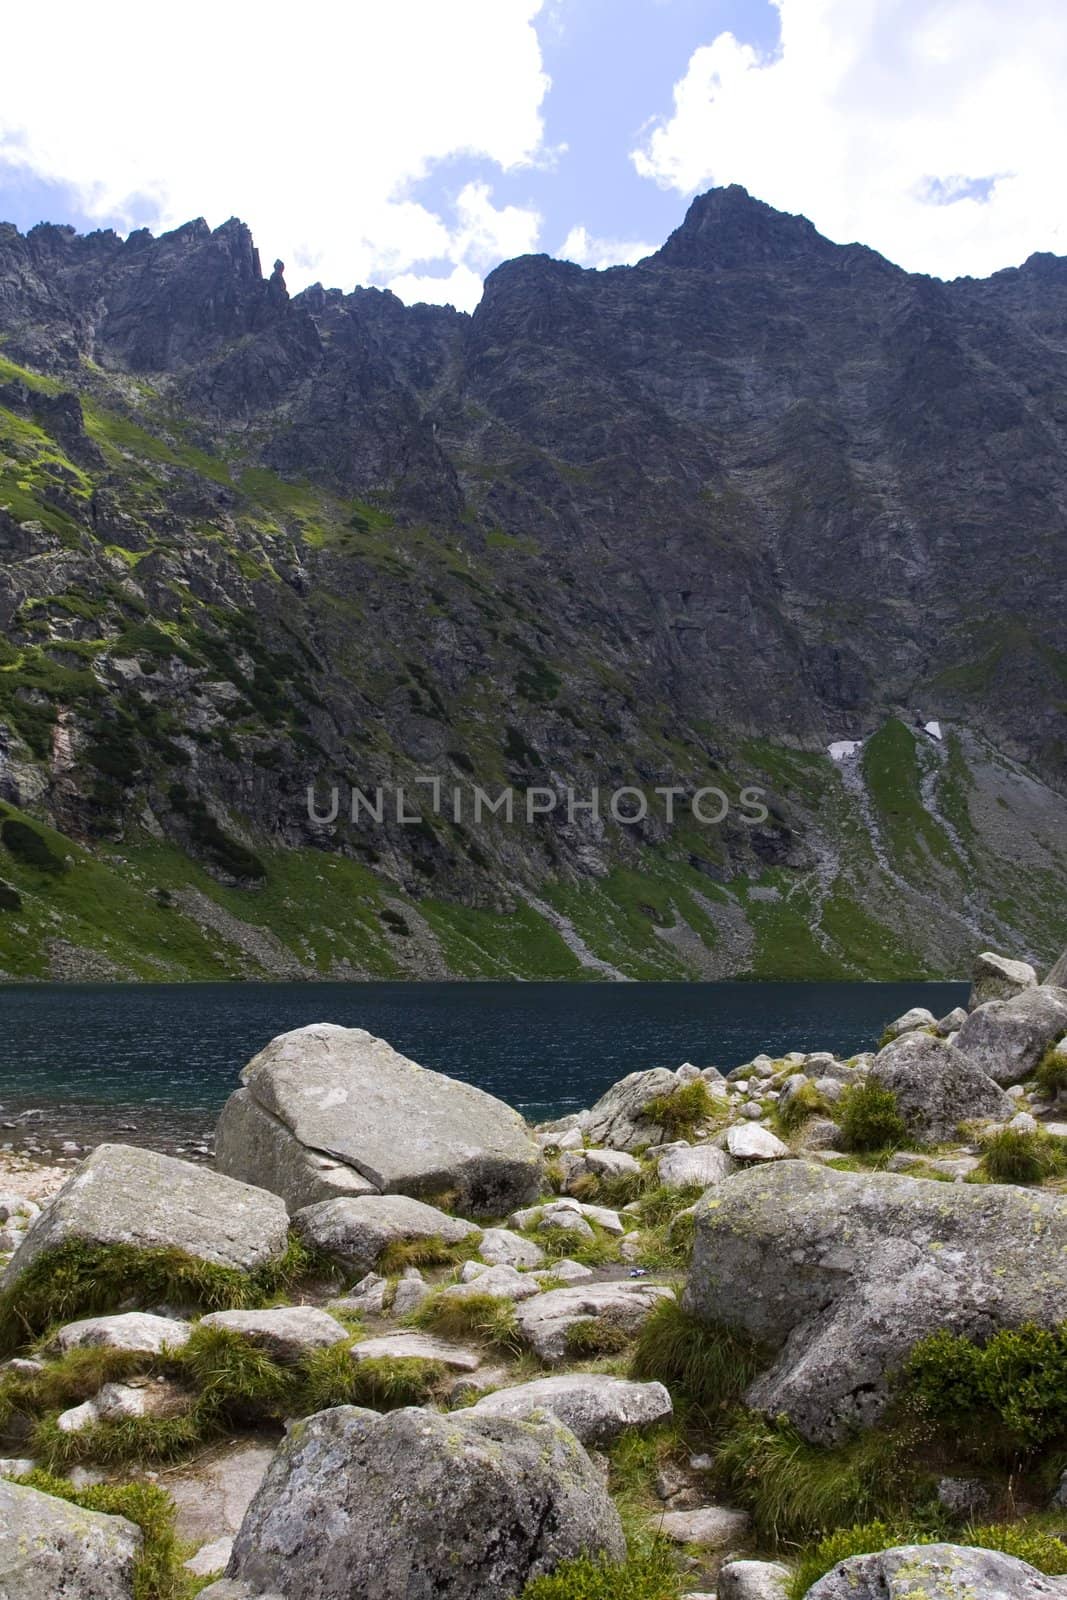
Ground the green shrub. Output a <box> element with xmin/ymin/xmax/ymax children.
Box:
<box><xmin>17</xmin><ymin>1470</ymin><xmax>195</xmax><ymax>1599</ymax></box>
<box><xmin>715</xmin><ymin>1411</ymin><xmax>928</xmax><ymax>1544</ymax></box>
<box><xmin>1036</xmin><ymin>1045</ymin><xmax>1067</xmax><ymax>1097</ymax></box>
<box><xmin>641</xmin><ymin>1080</ymin><xmax>716</xmax><ymax>1141</ymax></box>
<box><xmin>630</xmin><ymin>1298</ymin><xmax>766</xmax><ymax>1428</ymax></box>
<box><xmin>838</xmin><ymin>1080</ymin><xmax>908</xmax><ymax>1152</ymax></box>
<box><xmin>902</xmin><ymin>1323</ymin><xmax>1067</xmax><ymax>1453</ymax></box>
<box><xmin>777</xmin><ymin>1079</ymin><xmax>829</xmax><ymax>1133</ymax></box>
<box><xmin>975</xmin><ymin>1126</ymin><xmax>1067</xmax><ymax>1185</ymax></box>
<box><xmin>965</xmin><ymin>1520</ymin><xmax>1067</xmax><ymax>1574</ymax></box>
<box><xmin>521</xmin><ymin>1540</ymin><xmax>680</xmax><ymax>1600</ymax></box>
<box><xmin>0</xmin><ymin>816</ymin><xmax>66</xmax><ymax>873</ymax></box>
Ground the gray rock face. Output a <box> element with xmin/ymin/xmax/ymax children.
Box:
<box><xmin>657</xmin><ymin>1144</ymin><xmax>736</xmax><ymax>1189</ymax></box>
<box><xmin>292</xmin><ymin>1193</ymin><xmax>478</xmax><ymax>1273</ymax></box>
<box><xmin>684</xmin><ymin>1161</ymin><xmax>1067</xmax><ymax>1444</ymax></box>
<box><xmin>50</xmin><ymin>1311</ymin><xmax>192</xmax><ymax>1356</ymax></box>
<box><xmin>198</xmin><ymin>1307</ymin><xmax>350</xmax><ymax>1361</ymax></box>
<box><xmin>0</xmin><ymin>1478</ymin><xmax>142</xmax><ymax>1599</ymax></box>
<box><xmin>514</xmin><ymin>1281</ymin><xmax>673</xmax><ymax>1363</ymax></box>
<box><xmin>869</xmin><ymin>1031</ymin><xmax>1013</xmax><ymax>1141</ymax></box>
<box><xmin>1</xmin><ymin>1144</ymin><xmax>289</xmax><ymax>1290</ymax></box>
<box><xmin>217</xmin><ymin>1025</ymin><xmax>541</xmax><ymax>1216</ymax></box>
<box><xmin>580</xmin><ymin>1067</ymin><xmax>686</xmax><ymax>1150</ymax></box>
<box><xmin>225</xmin><ymin>1404</ymin><xmax>625</xmax><ymax>1599</ymax></box>
<box><xmin>1046</xmin><ymin>948</ymin><xmax>1067</xmax><ymax>988</ymax></box>
<box><xmin>471</xmin><ymin>1373</ymin><xmax>672</xmax><ymax>1444</ymax></box>
<box><xmin>968</xmin><ymin>951</ymin><xmax>1038</xmax><ymax>1009</ymax></box>
<box><xmin>804</xmin><ymin>1542</ymin><xmax>1067</xmax><ymax>1598</ymax></box>
<box><xmin>954</xmin><ymin>987</ymin><xmax>1067</xmax><ymax>1085</ymax></box>
<box><xmin>214</xmin><ymin>1088</ymin><xmax>377</xmax><ymax>1213</ymax></box>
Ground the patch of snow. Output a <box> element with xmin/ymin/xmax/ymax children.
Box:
<box><xmin>924</xmin><ymin>720</ymin><xmax>943</xmax><ymax>740</ymax></box>
<box><xmin>828</xmin><ymin>740</ymin><xmax>862</xmax><ymax>761</ymax></box>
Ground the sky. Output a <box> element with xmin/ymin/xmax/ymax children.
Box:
<box><xmin>1</xmin><ymin>0</ymin><xmax>1065</xmax><ymax>314</ymax></box>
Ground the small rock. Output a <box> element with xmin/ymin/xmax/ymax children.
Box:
<box><xmin>724</xmin><ymin>1125</ymin><xmax>790</xmax><ymax>1162</ymax></box>
<box><xmin>717</xmin><ymin>1558</ymin><xmax>792</xmax><ymax>1599</ymax></box>
<box><xmin>184</xmin><ymin>1536</ymin><xmax>234</xmax><ymax>1577</ymax></box>
<box><xmin>198</xmin><ymin>1307</ymin><xmax>350</xmax><ymax>1362</ymax></box>
<box><xmin>471</xmin><ymin>1374</ymin><xmax>672</xmax><ymax>1445</ymax></box>
<box><xmin>350</xmin><ymin>1330</ymin><xmax>481</xmax><ymax>1372</ymax></box>
<box><xmin>477</xmin><ymin>1227</ymin><xmax>545</xmax><ymax>1269</ymax></box>
<box><xmin>655</xmin><ymin>1505</ymin><xmax>749</xmax><ymax>1547</ymax></box>
<box><xmin>937</xmin><ymin>1476</ymin><xmax>993</xmax><ymax>1517</ymax></box>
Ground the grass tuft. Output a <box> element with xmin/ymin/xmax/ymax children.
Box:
<box><xmin>520</xmin><ymin>1538</ymin><xmax>681</xmax><ymax>1600</ymax></box>
<box><xmin>412</xmin><ymin>1290</ymin><xmax>522</xmax><ymax>1354</ymax></box>
<box><xmin>375</xmin><ymin>1232</ymin><xmax>483</xmax><ymax>1275</ymax></box>
<box><xmin>973</xmin><ymin>1126</ymin><xmax>1067</xmax><ymax>1185</ymax></box>
<box><xmin>838</xmin><ymin>1080</ymin><xmax>908</xmax><ymax>1153</ymax></box>
<box><xmin>630</xmin><ymin>1297</ymin><xmax>766</xmax><ymax>1428</ymax></box>
<box><xmin>641</xmin><ymin>1080</ymin><xmax>717</xmax><ymax>1141</ymax></box>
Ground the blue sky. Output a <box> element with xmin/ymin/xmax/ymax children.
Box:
<box><xmin>1</xmin><ymin>1</ymin><xmax>1064</xmax><ymax>310</ymax></box>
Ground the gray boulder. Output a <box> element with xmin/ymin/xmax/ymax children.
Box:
<box><xmin>718</xmin><ymin>1559</ymin><xmax>791</xmax><ymax>1599</ymax></box>
<box><xmin>515</xmin><ymin>1281</ymin><xmax>672</xmax><ymax>1363</ymax></box>
<box><xmin>214</xmin><ymin>1089</ymin><xmax>377</xmax><ymax>1213</ymax></box>
<box><xmin>684</xmin><ymin>1160</ymin><xmax>1067</xmax><ymax>1444</ymax></box>
<box><xmin>350</xmin><ymin>1330</ymin><xmax>482</xmax><ymax>1372</ymax></box>
<box><xmin>968</xmin><ymin>951</ymin><xmax>1038</xmax><ymax>1009</ymax></box>
<box><xmin>471</xmin><ymin>1373</ymin><xmax>672</xmax><ymax>1444</ymax></box>
<box><xmin>215</xmin><ymin>1024</ymin><xmax>541</xmax><ymax>1216</ymax></box>
<box><xmin>881</xmin><ymin>1006</ymin><xmax>936</xmax><ymax>1042</ymax></box>
<box><xmin>224</xmin><ymin>1404</ymin><xmax>625</xmax><ymax>1599</ymax></box>
<box><xmin>657</xmin><ymin>1144</ymin><xmax>736</xmax><ymax>1189</ymax></box>
<box><xmin>954</xmin><ymin>987</ymin><xmax>1067</xmax><ymax>1086</ymax></box>
<box><xmin>0</xmin><ymin>1478</ymin><xmax>142</xmax><ymax>1599</ymax></box>
<box><xmin>49</xmin><ymin>1311</ymin><xmax>191</xmax><ymax>1356</ymax></box>
<box><xmin>723</xmin><ymin>1125</ymin><xmax>790</xmax><ymax>1161</ymax></box>
<box><xmin>292</xmin><ymin>1193</ymin><xmax>478</xmax><ymax>1273</ymax></box>
<box><xmin>1046</xmin><ymin>947</ymin><xmax>1067</xmax><ymax>988</ymax></box>
<box><xmin>198</xmin><ymin>1307</ymin><xmax>350</xmax><ymax>1362</ymax></box>
<box><xmin>870</xmin><ymin>1032</ymin><xmax>1013</xmax><ymax>1141</ymax></box>
<box><xmin>1</xmin><ymin>1145</ymin><xmax>289</xmax><ymax>1291</ymax></box>
<box><xmin>581</xmin><ymin>1067</ymin><xmax>689</xmax><ymax>1150</ymax></box>
<box><xmin>477</xmin><ymin>1227</ymin><xmax>545</xmax><ymax>1269</ymax></box>
<box><xmin>805</xmin><ymin>1542</ymin><xmax>1067</xmax><ymax>1598</ymax></box>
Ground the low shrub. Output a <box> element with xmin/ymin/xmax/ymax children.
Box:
<box><xmin>838</xmin><ymin>1080</ymin><xmax>908</xmax><ymax>1152</ymax></box>
<box><xmin>1036</xmin><ymin>1045</ymin><xmax>1067</xmax><ymax>1098</ymax></box>
<box><xmin>901</xmin><ymin>1323</ymin><xmax>1067</xmax><ymax>1455</ymax></box>
<box><xmin>641</xmin><ymin>1080</ymin><xmax>716</xmax><ymax>1141</ymax></box>
<box><xmin>630</xmin><ymin>1298</ymin><xmax>766</xmax><ymax>1428</ymax></box>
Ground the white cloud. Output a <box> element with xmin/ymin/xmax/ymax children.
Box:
<box><xmin>558</xmin><ymin>225</ymin><xmax>657</xmax><ymax>270</ymax></box>
<box><xmin>0</xmin><ymin>0</ymin><xmax>549</xmax><ymax>304</ymax></box>
<box><xmin>632</xmin><ymin>0</ymin><xmax>1067</xmax><ymax>279</ymax></box>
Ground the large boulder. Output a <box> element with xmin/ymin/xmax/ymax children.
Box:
<box><xmin>292</xmin><ymin>1194</ymin><xmax>478</xmax><ymax>1274</ymax></box>
<box><xmin>223</xmin><ymin>1403</ymin><xmax>625</xmax><ymax>1599</ymax></box>
<box><xmin>684</xmin><ymin>1161</ymin><xmax>1067</xmax><ymax>1444</ymax></box>
<box><xmin>804</xmin><ymin>1542</ymin><xmax>1067</xmax><ymax>1598</ymax></box>
<box><xmin>954</xmin><ymin>987</ymin><xmax>1067</xmax><ymax>1085</ymax></box>
<box><xmin>49</xmin><ymin>1311</ymin><xmax>192</xmax><ymax>1356</ymax></box>
<box><xmin>968</xmin><ymin>951</ymin><xmax>1038</xmax><ymax>1009</ymax></box>
<box><xmin>215</xmin><ymin>1024</ymin><xmax>541</xmax><ymax>1216</ymax></box>
<box><xmin>580</xmin><ymin>1067</ymin><xmax>690</xmax><ymax>1150</ymax></box>
<box><xmin>0</xmin><ymin>1478</ymin><xmax>142</xmax><ymax>1599</ymax></box>
<box><xmin>869</xmin><ymin>1032</ymin><xmax>1013</xmax><ymax>1141</ymax></box>
<box><xmin>198</xmin><ymin>1307</ymin><xmax>350</xmax><ymax>1362</ymax></box>
<box><xmin>657</xmin><ymin>1144</ymin><xmax>736</xmax><ymax>1189</ymax></box>
<box><xmin>470</xmin><ymin>1373</ymin><xmax>672</xmax><ymax>1444</ymax></box>
<box><xmin>1</xmin><ymin>1145</ymin><xmax>289</xmax><ymax>1291</ymax></box>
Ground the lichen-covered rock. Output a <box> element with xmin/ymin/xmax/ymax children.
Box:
<box><xmin>684</xmin><ymin>1160</ymin><xmax>1067</xmax><ymax>1444</ymax></box>
<box><xmin>657</xmin><ymin>1144</ymin><xmax>736</xmax><ymax>1189</ymax></box>
<box><xmin>349</xmin><ymin>1330</ymin><xmax>482</xmax><ymax>1372</ymax></box>
<box><xmin>1</xmin><ymin>1144</ymin><xmax>289</xmax><ymax>1290</ymax></box>
<box><xmin>580</xmin><ymin>1067</ymin><xmax>688</xmax><ymax>1150</ymax></box>
<box><xmin>954</xmin><ymin>986</ymin><xmax>1067</xmax><ymax>1086</ymax></box>
<box><xmin>869</xmin><ymin>1032</ymin><xmax>1014</xmax><ymax>1141</ymax></box>
<box><xmin>224</xmin><ymin>1404</ymin><xmax>625</xmax><ymax>1599</ymax></box>
<box><xmin>198</xmin><ymin>1307</ymin><xmax>350</xmax><ymax>1361</ymax></box>
<box><xmin>514</xmin><ymin>1281</ymin><xmax>672</xmax><ymax>1363</ymax></box>
<box><xmin>216</xmin><ymin>1024</ymin><xmax>541</xmax><ymax>1216</ymax></box>
<box><xmin>214</xmin><ymin>1088</ymin><xmax>377</xmax><ymax>1213</ymax></box>
<box><xmin>471</xmin><ymin>1373</ymin><xmax>672</xmax><ymax>1444</ymax></box>
<box><xmin>49</xmin><ymin>1311</ymin><xmax>191</xmax><ymax>1356</ymax></box>
<box><xmin>292</xmin><ymin>1193</ymin><xmax>477</xmax><ymax>1273</ymax></box>
<box><xmin>804</xmin><ymin>1541</ymin><xmax>1067</xmax><ymax>1598</ymax></box>
<box><xmin>968</xmin><ymin>951</ymin><xmax>1038</xmax><ymax>1009</ymax></box>
<box><xmin>0</xmin><ymin>1478</ymin><xmax>141</xmax><ymax>1598</ymax></box>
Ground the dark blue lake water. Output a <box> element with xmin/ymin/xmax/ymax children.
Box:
<box><xmin>0</xmin><ymin>982</ymin><xmax>967</xmax><ymax>1145</ymax></box>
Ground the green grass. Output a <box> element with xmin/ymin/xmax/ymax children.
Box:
<box><xmin>641</xmin><ymin>1079</ymin><xmax>717</xmax><ymax>1140</ymax></box>
<box><xmin>375</xmin><ymin>1232</ymin><xmax>483</xmax><ymax>1275</ymax></box>
<box><xmin>630</xmin><ymin>1298</ymin><xmax>766</xmax><ymax>1429</ymax></box>
<box><xmin>412</xmin><ymin>1290</ymin><xmax>522</xmax><ymax>1353</ymax></box>
<box><xmin>419</xmin><ymin>896</ymin><xmax>588</xmax><ymax>980</ymax></box>
<box><xmin>714</xmin><ymin>1411</ymin><xmax>931</xmax><ymax>1545</ymax></box>
<box><xmin>521</xmin><ymin>1540</ymin><xmax>681</xmax><ymax>1600</ymax></box>
<box><xmin>776</xmin><ymin>1078</ymin><xmax>830</xmax><ymax>1133</ymax></box>
<box><xmin>862</xmin><ymin>719</ymin><xmax>960</xmax><ymax>875</ymax></box>
<box><xmin>973</xmin><ymin>1126</ymin><xmax>1067</xmax><ymax>1185</ymax></box>
<box><xmin>0</xmin><ymin>1233</ymin><xmax>315</xmax><ymax>1354</ymax></box>
<box><xmin>790</xmin><ymin>1517</ymin><xmax>1067</xmax><ymax>1597</ymax></box>
<box><xmin>563</xmin><ymin>1317</ymin><xmax>635</xmax><ymax>1359</ymax></box>
<box><xmin>1036</xmin><ymin>1044</ymin><xmax>1067</xmax><ymax>1097</ymax></box>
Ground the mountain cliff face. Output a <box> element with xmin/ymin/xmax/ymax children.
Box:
<box><xmin>0</xmin><ymin>187</ymin><xmax>1064</xmax><ymax>981</ymax></box>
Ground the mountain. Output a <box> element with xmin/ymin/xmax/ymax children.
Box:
<box><xmin>0</xmin><ymin>186</ymin><xmax>1064</xmax><ymax>981</ymax></box>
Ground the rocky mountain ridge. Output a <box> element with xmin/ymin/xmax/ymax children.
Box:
<box><xmin>0</xmin><ymin>186</ymin><xmax>1064</xmax><ymax>979</ymax></box>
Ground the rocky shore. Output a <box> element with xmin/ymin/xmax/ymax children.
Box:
<box><xmin>1</xmin><ymin>944</ymin><xmax>1067</xmax><ymax>1598</ymax></box>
